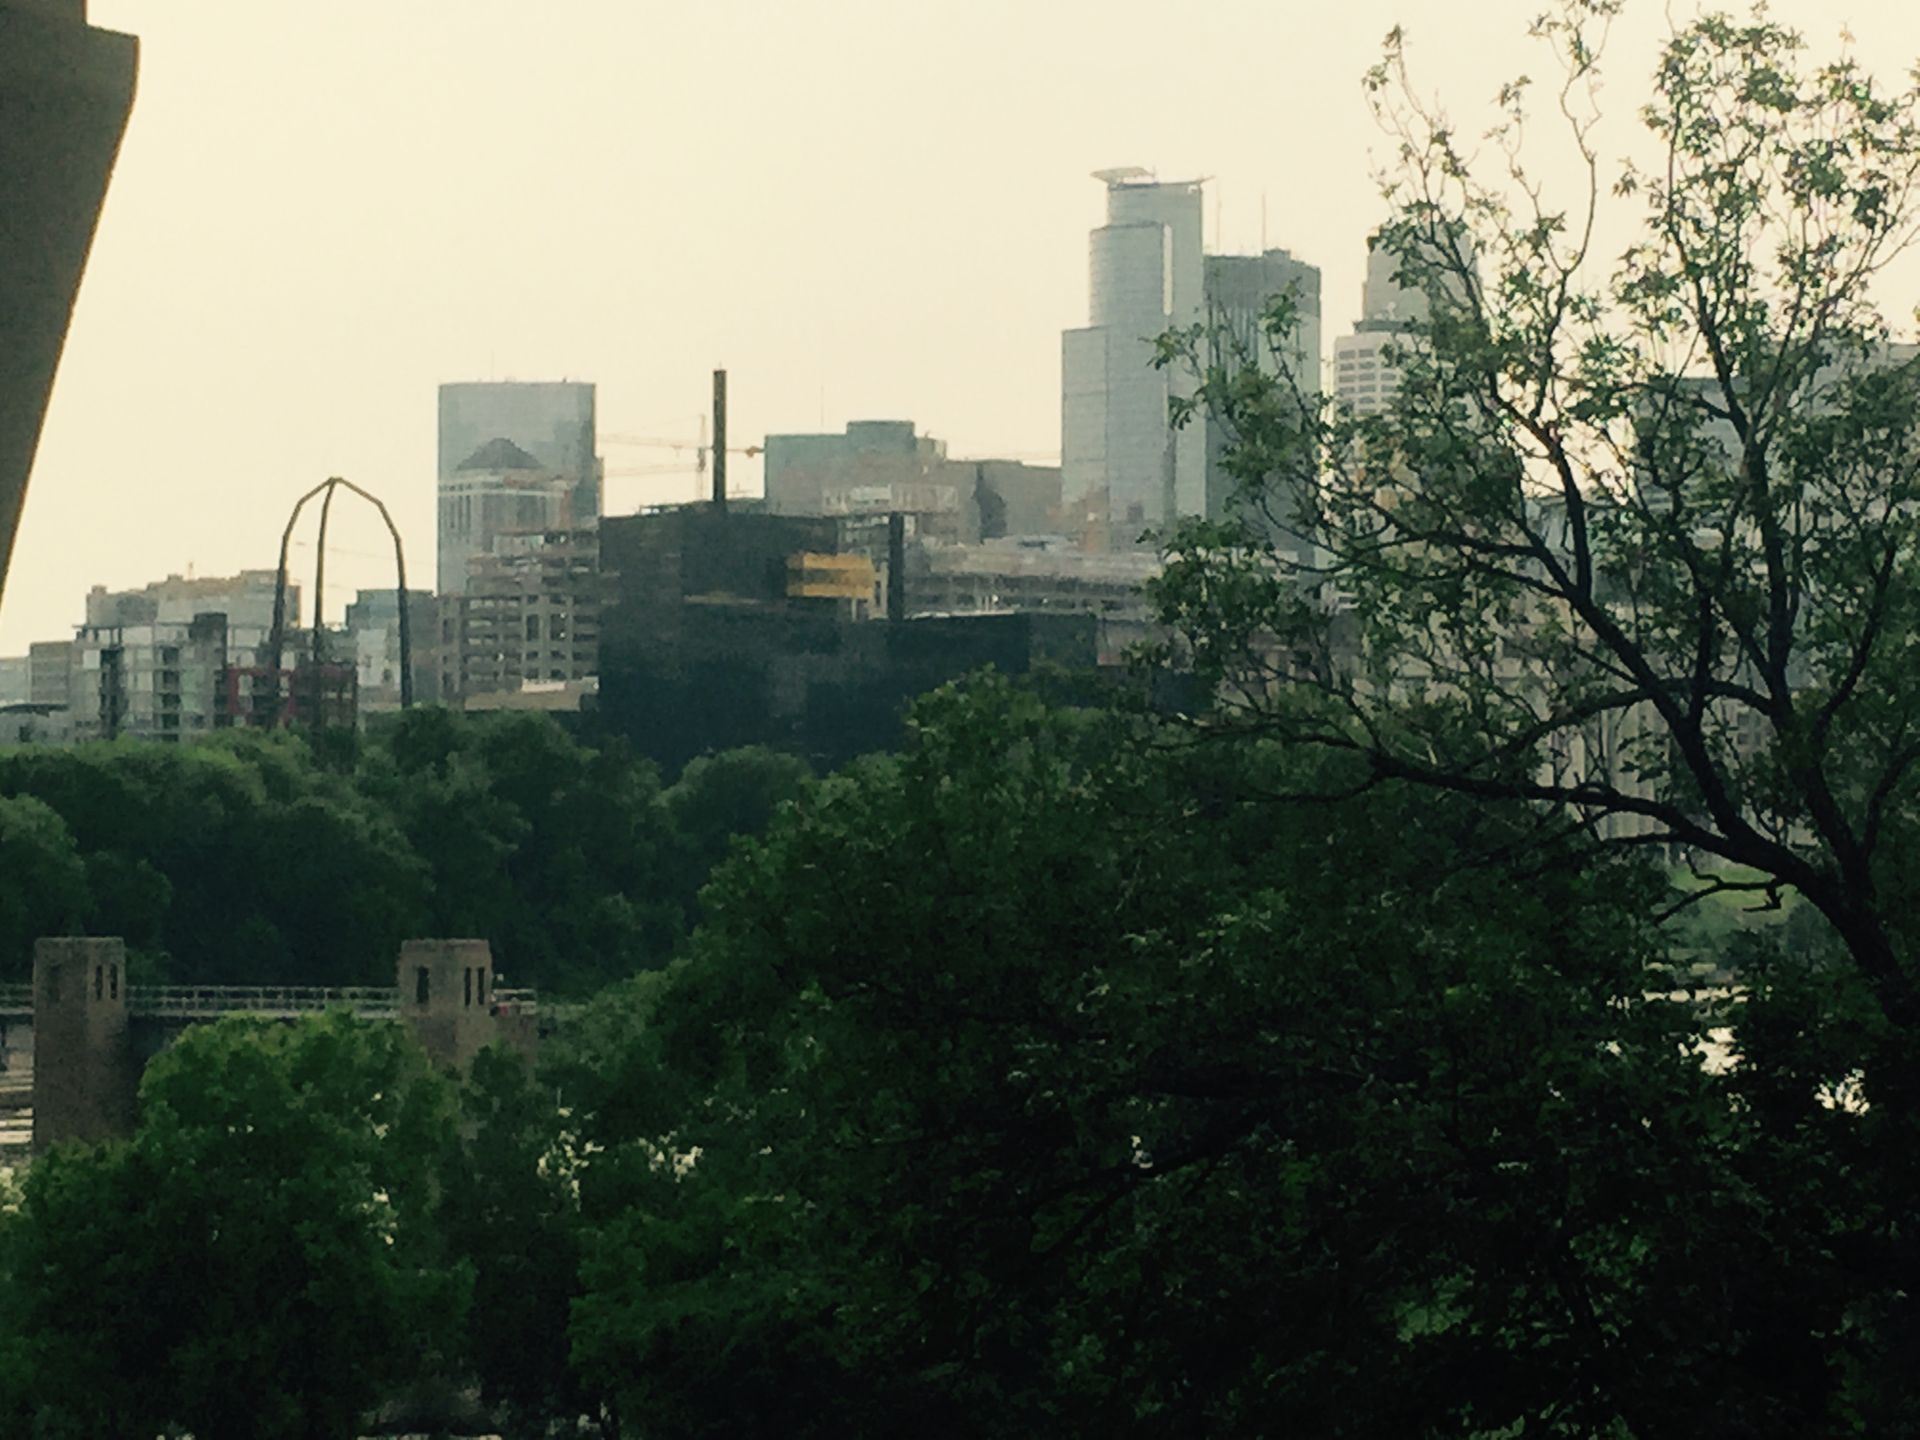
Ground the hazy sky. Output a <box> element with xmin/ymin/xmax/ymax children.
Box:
<box><xmin>8</xmin><ymin>0</ymin><xmax>1919</xmax><ymax>650</ymax></box>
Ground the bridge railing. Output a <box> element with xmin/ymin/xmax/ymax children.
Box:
<box><xmin>492</xmin><ymin>989</ymin><xmax>585</xmax><ymax>1024</ymax></box>
<box><xmin>128</xmin><ymin>986</ymin><xmax>402</xmax><ymax>1018</ymax></box>
<box><xmin>0</xmin><ymin>982</ymin><xmax>572</xmax><ymax>1023</ymax></box>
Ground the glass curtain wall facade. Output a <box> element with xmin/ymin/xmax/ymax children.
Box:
<box><xmin>1061</xmin><ymin>171</ymin><xmax>1206</xmax><ymax>548</ymax></box>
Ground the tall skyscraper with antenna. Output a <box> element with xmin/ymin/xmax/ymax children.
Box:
<box><xmin>1062</xmin><ymin>170</ymin><xmax>1323</xmax><ymax>550</ymax></box>
<box><xmin>1061</xmin><ymin>169</ymin><xmax>1207</xmax><ymax>549</ymax></box>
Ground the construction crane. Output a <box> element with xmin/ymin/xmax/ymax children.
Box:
<box><xmin>602</xmin><ymin>417</ymin><xmax>762</xmax><ymax>503</ymax></box>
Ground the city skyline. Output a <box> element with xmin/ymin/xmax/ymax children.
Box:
<box><xmin>5</xmin><ymin>0</ymin><xmax>1918</xmax><ymax>650</ymax></box>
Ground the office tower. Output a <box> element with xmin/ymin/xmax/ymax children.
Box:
<box><xmin>437</xmin><ymin>381</ymin><xmax>601</xmax><ymax>534</ymax></box>
<box><xmin>763</xmin><ymin>420</ymin><xmax>1062</xmax><ymax>544</ymax></box>
<box><xmin>443</xmin><ymin>529</ymin><xmax>599</xmax><ymax>704</ymax></box>
<box><xmin>1333</xmin><ymin>232</ymin><xmax>1454</xmax><ymax>417</ymax></box>
<box><xmin>1202</xmin><ymin>249</ymin><xmax>1322</xmax><ymax>537</ymax></box>
<box><xmin>436</xmin><ymin>438</ymin><xmax>573</xmax><ymax>595</ymax></box>
<box><xmin>1062</xmin><ymin>169</ymin><xmax>1207</xmax><ymax>548</ymax></box>
<box><xmin>764</xmin><ymin>421</ymin><xmax>949</xmax><ymax>517</ymax></box>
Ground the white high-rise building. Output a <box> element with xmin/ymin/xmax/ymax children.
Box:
<box><xmin>1334</xmin><ymin>233</ymin><xmax>1451</xmax><ymax>417</ymax></box>
<box><xmin>1062</xmin><ymin>169</ymin><xmax>1207</xmax><ymax>548</ymax></box>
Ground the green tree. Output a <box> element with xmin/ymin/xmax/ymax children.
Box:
<box><xmin>2</xmin><ymin>1013</ymin><xmax>464</xmax><ymax>1440</ymax></box>
<box><xmin>1155</xmin><ymin>4</ymin><xmax>1920</xmax><ymax>1072</ymax></box>
<box><xmin>0</xmin><ymin>794</ymin><xmax>87</xmax><ymax>980</ymax></box>
<box><xmin>1148</xmin><ymin>7</ymin><xmax>1920</xmax><ymax>1421</ymax></box>
<box><xmin>362</xmin><ymin>709</ymin><xmax>680</xmax><ymax>994</ymax></box>
<box><xmin>358</xmin><ymin>714</ymin><xmax>528</xmax><ymax>947</ymax></box>
<box><xmin>660</xmin><ymin>745</ymin><xmax>812</xmax><ymax>930</ymax></box>
<box><xmin>0</xmin><ymin>1144</ymin><xmax>175</xmax><ymax>1439</ymax></box>
<box><xmin>0</xmin><ymin>737</ymin><xmax>428</xmax><ymax>985</ymax></box>
<box><xmin>0</xmin><ymin>710</ymin><xmax>811</xmax><ymax>996</ymax></box>
<box><xmin>567</xmin><ymin>679</ymin><xmax>1795</xmax><ymax>1437</ymax></box>
<box><xmin>439</xmin><ymin>1044</ymin><xmax>599</xmax><ymax>1437</ymax></box>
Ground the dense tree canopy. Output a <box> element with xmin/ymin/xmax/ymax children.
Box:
<box><xmin>0</xmin><ymin>677</ymin><xmax>1910</xmax><ymax>1435</ymax></box>
<box><xmin>1134</xmin><ymin>4</ymin><xmax>1920</xmax><ymax>1425</ymax></box>
<box><xmin>561</xmin><ymin>679</ymin><xmax>1860</xmax><ymax>1437</ymax></box>
<box><xmin>0</xmin><ymin>736</ymin><xmax>424</xmax><ymax>986</ymax></box>
<box><xmin>0</xmin><ymin>1014</ymin><xmax>462</xmax><ymax>1440</ymax></box>
<box><xmin>0</xmin><ymin>710</ymin><xmax>810</xmax><ymax>993</ymax></box>
<box><xmin>0</xmin><ymin>795</ymin><xmax>86</xmax><ymax>980</ymax></box>
<box><xmin>437</xmin><ymin>1043</ymin><xmax>596</xmax><ymax>1436</ymax></box>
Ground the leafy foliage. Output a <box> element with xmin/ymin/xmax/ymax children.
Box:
<box><xmin>1136</xmin><ymin>4</ymin><xmax>1920</xmax><ymax>1428</ymax></box>
<box><xmin>438</xmin><ymin>1044</ymin><xmax>594</xmax><ymax>1435</ymax></box>
<box><xmin>1156</xmin><ymin>4</ymin><xmax>1920</xmax><ymax>1096</ymax></box>
<box><xmin>0</xmin><ymin>795</ymin><xmax>87</xmax><ymax>982</ymax></box>
<box><xmin>1</xmin><ymin>1014</ymin><xmax>462</xmax><ymax>1440</ymax></box>
<box><xmin>561</xmin><ymin>678</ymin><xmax>1824</xmax><ymax>1437</ymax></box>
<box><xmin>0</xmin><ymin>675</ymin><xmax>1912</xmax><ymax>1433</ymax></box>
<box><xmin>0</xmin><ymin>711</ymin><xmax>809</xmax><ymax>993</ymax></box>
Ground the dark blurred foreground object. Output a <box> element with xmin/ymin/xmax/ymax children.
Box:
<box><xmin>0</xmin><ymin>0</ymin><xmax>137</xmax><ymax>607</ymax></box>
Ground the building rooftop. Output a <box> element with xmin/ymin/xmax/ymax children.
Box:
<box><xmin>457</xmin><ymin>437</ymin><xmax>545</xmax><ymax>472</ymax></box>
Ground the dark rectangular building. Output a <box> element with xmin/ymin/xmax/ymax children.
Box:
<box><xmin>596</xmin><ymin>506</ymin><xmax>1096</xmax><ymax>769</ymax></box>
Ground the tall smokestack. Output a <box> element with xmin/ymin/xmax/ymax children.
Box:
<box><xmin>887</xmin><ymin>511</ymin><xmax>906</xmax><ymax>623</ymax></box>
<box><xmin>711</xmin><ymin>368</ymin><xmax>727</xmax><ymax>511</ymax></box>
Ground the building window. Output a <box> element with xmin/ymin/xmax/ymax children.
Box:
<box><xmin>415</xmin><ymin>966</ymin><xmax>431</xmax><ymax>1006</ymax></box>
<box><xmin>463</xmin><ymin>966</ymin><xmax>473</xmax><ymax>1008</ymax></box>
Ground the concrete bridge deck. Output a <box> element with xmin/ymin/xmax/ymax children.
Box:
<box><xmin>0</xmin><ymin>982</ymin><xmax>547</xmax><ymax>1024</ymax></box>
<box><xmin>5</xmin><ymin>941</ymin><xmax>564</xmax><ymax>1157</ymax></box>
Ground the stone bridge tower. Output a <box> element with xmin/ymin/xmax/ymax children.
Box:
<box><xmin>25</xmin><ymin>936</ymin><xmax>542</xmax><ymax>1155</ymax></box>
<box><xmin>31</xmin><ymin>936</ymin><xmax>135</xmax><ymax>1150</ymax></box>
<box><xmin>399</xmin><ymin>938</ymin><xmax>500</xmax><ymax>1070</ymax></box>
